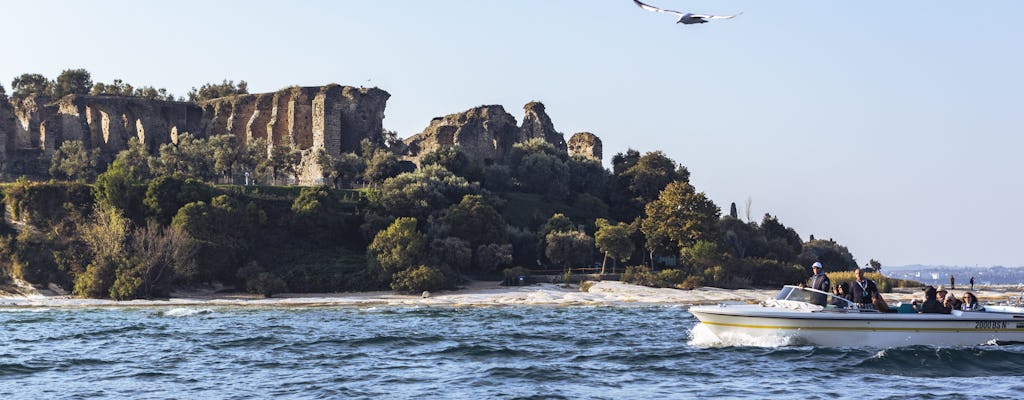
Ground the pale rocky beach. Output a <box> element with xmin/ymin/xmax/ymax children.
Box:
<box><xmin>2</xmin><ymin>279</ymin><xmax>1022</xmax><ymax>309</ymax></box>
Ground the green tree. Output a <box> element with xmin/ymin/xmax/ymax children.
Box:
<box><xmin>594</xmin><ymin>218</ymin><xmax>635</xmax><ymax>274</ymax></box>
<box><xmin>758</xmin><ymin>213</ymin><xmax>803</xmax><ymax>262</ymax></box>
<box><xmin>53</xmin><ymin>68</ymin><xmax>93</xmax><ymax>98</ymax></box>
<box><xmin>317</xmin><ymin>150</ymin><xmax>365</xmax><ymax>188</ymax></box>
<box><xmin>150</xmin><ymin>132</ymin><xmax>214</xmax><ymax>180</ymax></box>
<box><xmin>110</xmin><ymin>222</ymin><xmax>196</xmax><ymax>300</ymax></box>
<box><xmin>539</xmin><ymin>213</ymin><xmax>574</xmax><ymax>239</ymax></box>
<box><xmin>188</xmin><ymin>79</ymin><xmax>248</xmax><ymax>102</ymax></box>
<box><xmin>49</xmin><ymin>140</ymin><xmax>100</xmax><ymax>181</ymax></box>
<box><xmin>567</xmin><ymin>155</ymin><xmax>609</xmax><ymax>199</ymax></box>
<box><xmin>269</xmin><ymin>145</ymin><xmax>301</xmax><ymax>184</ymax></box>
<box><xmin>440</xmin><ymin>195</ymin><xmax>508</xmax><ymax>248</ymax></box>
<box><xmin>428</xmin><ymin>237</ymin><xmax>472</xmax><ymax>276</ymax></box>
<box><xmin>236</xmin><ymin>138</ymin><xmax>270</xmax><ymax>184</ymax></box>
<box><xmin>114</xmin><ymin>137</ymin><xmax>154</xmax><ymax>180</ymax></box>
<box><xmin>367</xmin><ymin>217</ymin><xmax>426</xmax><ymax>284</ymax></box>
<box><xmin>290</xmin><ymin>185</ymin><xmax>346</xmax><ymax>245</ymax></box>
<box><xmin>508</xmin><ymin>138</ymin><xmax>566</xmax><ymax>167</ymax></box>
<box><xmin>208</xmin><ymin>134</ymin><xmax>239</xmax><ymax>183</ymax></box>
<box><xmin>420</xmin><ymin>145</ymin><xmax>482</xmax><ymax>182</ymax></box>
<box><xmin>516</xmin><ymin>152</ymin><xmax>569</xmax><ymax>200</ymax></box>
<box><xmin>390</xmin><ymin>265</ymin><xmax>447</xmax><ymax>294</ymax></box>
<box><xmin>641</xmin><ymin>181</ymin><xmax>721</xmax><ymax>262</ymax></box>
<box><xmin>171</xmin><ymin>195</ymin><xmax>265</xmax><ymax>283</ymax></box>
<box><xmin>544</xmin><ymin>230</ymin><xmax>594</xmax><ymax>272</ymax></box>
<box><xmin>143</xmin><ymin>176</ymin><xmax>213</xmax><ymax>225</ymax></box>
<box><xmin>0</xmin><ymin>82</ymin><xmax>7</xmax><ymax>101</ymax></box>
<box><xmin>73</xmin><ymin>205</ymin><xmax>131</xmax><ymax>298</ymax></box>
<box><xmin>797</xmin><ymin>238</ymin><xmax>859</xmax><ymax>271</ymax></box>
<box><xmin>482</xmin><ymin>164</ymin><xmax>513</xmax><ymax>192</ymax></box>
<box><xmin>378</xmin><ymin>165</ymin><xmax>480</xmax><ymax>221</ymax></box>
<box><xmin>93</xmin><ymin>158</ymin><xmax>146</xmax><ymax>222</ymax></box>
<box><xmin>11</xmin><ymin>73</ymin><xmax>51</xmax><ymax>99</ymax></box>
<box><xmin>364</xmin><ymin>149</ymin><xmax>401</xmax><ymax>183</ymax></box>
<box><xmin>610</xmin><ymin>150</ymin><xmax>690</xmax><ymax>222</ymax></box>
<box><xmin>476</xmin><ymin>243</ymin><xmax>513</xmax><ymax>274</ymax></box>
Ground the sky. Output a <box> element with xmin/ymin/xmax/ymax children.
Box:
<box><xmin>2</xmin><ymin>1</ymin><xmax>1022</xmax><ymax>267</ymax></box>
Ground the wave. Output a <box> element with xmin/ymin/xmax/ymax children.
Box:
<box><xmin>858</xmin><ymin>345</ymin><xmax>1024</xmax><ymax>377</ymax></box>
<box><xmin>687</xmin><ymin>323</ymin><xmax>796</xmax><ymax>348</ymax></box>
<box><xmin>159</xmin><ymin>308</ymin><xmax>214</xmax><ymax>317</ymax></box>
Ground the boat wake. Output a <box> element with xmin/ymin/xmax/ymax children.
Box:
<box><xmin>687</xmin><ymin>322</ymin><xmax>796</xmax><ymax>348</ymax></box>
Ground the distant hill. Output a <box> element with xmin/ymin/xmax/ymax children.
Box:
<box><xmin>883</xmin><ymin>265</ymin><xmax>1024</xmax><ymax>286</ymax></box>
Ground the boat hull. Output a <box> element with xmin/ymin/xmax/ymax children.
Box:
<box><xmin>690</xmin><ymin>305</ymin><xmax>1024</xmax><ymax>347</ymax></box>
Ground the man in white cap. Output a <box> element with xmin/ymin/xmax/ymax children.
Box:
<box><xmin>807</xmin><ymin>262</ymin><xmax>831</xmax><ymax>293</ymax></box>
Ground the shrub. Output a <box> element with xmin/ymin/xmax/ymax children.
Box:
<box><xmin>679</xmin><ymin>275</ymin><xmax>704</xmax><ymax>290</ymax></box>
<box><xmin>654</xmin><ymin>269</ymin><xmax>686</xmax><ymax>288</ymax></box>
<box><xmin>621</xmin><ymin>266</ymin><xmax>654</xmax><ymax>286</ymax></box>
<box><xmin>390</xmin><ymin>265</ymin><xmax>447</xmax><ymax>294</ymax></box>
<box><xmin>236</xmin><ymin>261</ymin><xmax>289</xmax><ymax>297</ymax></box>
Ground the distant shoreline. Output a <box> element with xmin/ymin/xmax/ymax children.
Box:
<box><xmin>2</xmin><ymin>281</ymin><xmax>1022</xmax><ymax>309</ymax></box>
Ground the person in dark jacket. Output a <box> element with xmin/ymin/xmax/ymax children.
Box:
<box><xmin>912</xmin><ymin>286</ymin><xmax>951</xmax><ymax>314</ymax></box>
<box><xmin>849</xmin><ymin>268</ymin><xmax>879</xmax><ymax>307</ymax></box>
<box><xmin>807</xmin><ymin>262</ymin><xmax>830</xmax><ymax>292</ymax></box>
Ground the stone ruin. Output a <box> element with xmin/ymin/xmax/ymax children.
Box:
<box><xmin>0</xmin><ymin>84</ymin><xmax>602</xmax><ymax>183</ymax></box>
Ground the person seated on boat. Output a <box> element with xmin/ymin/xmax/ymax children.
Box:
<box><xmin>911</xmin><ymin>286</ymin><xmax>951</xmax><ymax>314</ymax></box>
<box><xmin>832</xmin><ymin>282</ymin><xmax>852</xmax><ymax>301</ymax></box>
<box><xmin>943</xmin><ymin>291</ymin><xmax>963</xmax><ymax>310</ymax></box>
<box><xmin>849</xmin><ymin>268</ymin><xmax>879</xmax><ymax>308</ymax></box>
<box><xmin>807</xmin><ymin>262</ymin><xmax>830</xmax><ymax>292</ymax></box>
<box><xmin>960</xmin><ymin>292</ymin><xmax>982</xmax><ymax>311</ymax></box>
<box><xmin>935</xmin><ymin>286</ymin><xmax>949</xmax><ymax>303</ymax></box>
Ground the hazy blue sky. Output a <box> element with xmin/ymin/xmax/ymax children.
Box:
<box><xmin>3</xmin><ymin>1</ymin><xmax>1022</xmax><ymax>267</ymax></box>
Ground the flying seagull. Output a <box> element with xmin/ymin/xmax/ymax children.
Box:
<box><xmin>633</xmin><ymin>0</ymin><xmax>740</xmax><ymax>25</ymax></box>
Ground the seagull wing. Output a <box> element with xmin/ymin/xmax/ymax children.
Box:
<box><xmin>633</xmin><ymin>0</ymin><xmax>685</xmax><ymax>17</ymax></box>
<box><xmin>689</xmin><ymin>12</ymin><xmax>742</xmax><ymax>20</ymax></box>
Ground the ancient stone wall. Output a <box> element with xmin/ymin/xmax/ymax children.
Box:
<box><xmin>0</xmin><ymin>85</ymin><xmax>389</xmax><ymax>183</ymax></box>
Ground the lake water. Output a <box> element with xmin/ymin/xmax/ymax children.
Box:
<box><xmin>2</xmin><ymin>305</ymin><xmax>1023</xmax><ymax>399</ymax></box>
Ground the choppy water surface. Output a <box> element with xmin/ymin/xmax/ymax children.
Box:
<box><xmin>2</xmin><ymin>306</ymin><xmax>1023</xmax><ymax>399</ymax></box>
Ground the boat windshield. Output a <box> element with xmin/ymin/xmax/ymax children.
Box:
<box><xmin>776</xmin><ymin>285</ymin><xmax>854</xmax><ymax>308</ymax></box>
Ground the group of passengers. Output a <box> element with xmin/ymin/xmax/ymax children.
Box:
<box><xmin>805</xmin><ymin>262</ymin><xmax>983</xmax><ymax>313</ymax></box>
<box><xmin>911</xmin><ymin>285</ymin><xmax>983</xmax><ymax>313</ymax></box>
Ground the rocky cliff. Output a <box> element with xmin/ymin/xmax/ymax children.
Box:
<box><xmin>402</xmin><ymin>101</ymin><xmax>587</xmax><ymax>166</ymax></box>
<box><xmin>0</xmin><ymin>85</ymin><xmax>389</xmax><ymax>183</ymax></box>
<box><xmin>567</xmin><ymin>132</ymin><xmax>602</xmax><ymax>161</ymax></box>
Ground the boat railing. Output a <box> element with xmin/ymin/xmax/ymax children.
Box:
<box><xmin>773</xmin><ymin>285</ymin><xmax>857</xmax><ymax>309</ymax></box>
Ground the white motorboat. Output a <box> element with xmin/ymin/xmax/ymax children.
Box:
<box><xmin>689</xmin><ymin>285</ymin><xmax>1024</xmax><ymax>347</ymax></box>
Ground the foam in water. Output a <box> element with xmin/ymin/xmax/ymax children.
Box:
<box><xmin>687</xmin><ymin>322</ymin><xmax>796</xmax><ymax>348</ymax></box>
<box><xmin>162</xmin><ymin>308</ymin><xmax>213</xmax><ymax>317</ymax></box>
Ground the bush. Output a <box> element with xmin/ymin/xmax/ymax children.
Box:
<box><xmin>73</xmin><ymin>258</ymin><xmax>117</xmax><ymax>298</ymax></box>
<box><xmin>237</xmin><ymin>261</ymin><xmax>288</xmax><ymax>297</ymax></box>
<box><xmin>621</xmin><ymin>265</ymin><xmax>654</xmax><ymax>286</ymax></box>
<box><xmin>679</xmin><ymin>275</ymin><xmax>704</xmax><ymax>290</ymax></box>
<box><xmin>654</xmin><ymin>269</ymin><xmax>686</xmax><ymax>288</ymax></box>
<box><xmin>390</xmin><ymin>265</ymin><xmax>448</xmax><ymax>294</ymax></box>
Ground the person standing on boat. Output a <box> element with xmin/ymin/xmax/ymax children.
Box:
<box><xmin>849</xmin><ymin>268</ymin><xmax>879</xmax><ymax>308</ymax></box>
<box><xmin>807</xmin><ymin>262</ymin><xmax>830</xmax><ymax>292</ymax></box>
<box><xmin>969</xmin><ymin>276</ymin><xmax>975</xmax><ymax>291</ymax></box>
